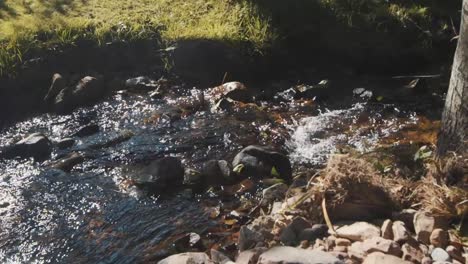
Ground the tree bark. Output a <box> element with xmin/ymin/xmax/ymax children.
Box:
<box><xmin>437</xmin><ymin>0</ymin><xmax>468</xmax><ymax>156</ymax></box>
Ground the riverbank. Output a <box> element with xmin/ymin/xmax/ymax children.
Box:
<box><xmin>0</xmin><ymin>0</ymin><xmax>462</xmax><ymax>123</ymax></box>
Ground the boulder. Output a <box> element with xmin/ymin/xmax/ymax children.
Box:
<box><xmin>257</xmin><ymin>247</ymin><xmax>343</xmax><ymax>264</ymax></box>
<box><xmin>363</xmin><ymin>252</ymin><xmax>412</xmax><ymax>264</ymax></box>
<box><xmin>1</xmin><ymin>133</ymin><xmax>52</xmax><ymax>161</ymax></box>
<box><xmin>158</xmin><ymin>252</ymin><xmax>213</xmax><ymax>264</ymax></box>
<box><xmin>44</xmin><ymin>73</ymin><xmax>66</xmax><ymax>102</ymax></box>
<box><xmin>414</xmin><ymin>212</ymin><xmax>447</xmax><ymax>244</ymax></box>
<box><xmin>361</xmin><ymin>237</ymin><xmax>402</xmax><ymax>257</ymax></box>
<box><xmin>335</xmin><ymin>222</ymin><xmax>381</xmax><ymax>242</ymax></box>
<box><xmin>232</xmin><ymin>145</ymin><xmax>292</xmax><ymax>183</ymax></box>
<box><xmin>430</xmin><ymin>229</ymin><xmax>449</xmax><ymax>248</ymax></box>
<box><xmin>431</xmin><ymin>248</ymin><xmax>451</xmax><ymax>262</ymax></box>
<box><xmin>201</xmin><ymin>160</ymin><xmax>234</xmax><ymax>186</ymax></box>
<box><xmin>126</xmin><ymin>157</ymin><xmax>185</xmax><ymax>193</ymax></box>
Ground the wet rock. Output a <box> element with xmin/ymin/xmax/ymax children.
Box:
<box><xmin>236</xmin><ymin>248</ymin><xmax>267</xmax><ymax>264</ymax></box>
<box><xmin>232</xmin><ymin>145</ymin><xmax>292</xmax><ymax>183</ymax></box>
<box><xmin>125</xmin><ymin>76</ymin><xmax>157</xmax><ymax>91</ymax></box>
<box><xmin>56</xmin><ymin>138</ymin><xmax>75</xmax><ymax>149</ymax></box>
<box><xmin>44</xmin><ymin>73</ymin><xmax>66</xmax><ymax>102</ymax></box>
<box><xmin>1</xmin><ymin>133</ymin><xmax>52</xmax><ymax>161</ymax></box>
<box><xmin>173</xmin><ymin>233</ymin><xmax>203</xmax><ymax>252</ymax></box>
<box><xmin>158</xmin><ymin>252</ymin><xmax>213</xmax><ymax>264</ymax></box>
<box><xmin>261</xmin><ymin>183</ymin><xmax>288</xmax><ymax>206</ymax></box>
<box><xmin>50</xmin><ymin>152</ymin><xmax>84</xmax><ymax>172</ymax></box>
<box><xmin>128</xmin><ymin>157</ymin><xmax>185</xmax><ymax>193</ymax></box>
<box><xmin>414</xmin><ymin>212</ymin><xmax>447</xmax><ymax>244</ymax></box>
<box><xmin>72</xmin><ymin>124</ymin><xmax>100</xmax><ymax>137</ymax></box>
<box><xmin>201</xmin><ymin>160</ymin><xmax>234</xmax><ymax>186</ymax></box>
<box><xmin>430</xmin><ymin>229</ymin><xmax>449</xmax><ymax>248</ymax></box>
<box><xmin>335</xmin><ymin>222</ymin><xmax>381</xmax><ymax>242</ymax></box>
<box><xmin>55</xmin><ymin>76</ymin><xmax>105</xmax><ymax>113</ymax></box>
<box><xmin>363</xmin><ymin>252</ymin><xmax>412</xmax><ymax>264</ymax></box>
<box><xmin>280</xmin><ymin>217</ymin><xmax>312</xmax><ymax>246</ymax></box>
<box><xmin>294</xmin><ymin>80</ymin><xmax>330</xmax><ymax>101</ymax></box>
<box><xmin>298</xmin><ymin>224</ymin><xmax>329</xmax><ymax>242</ymax></box>
<box><xmin>381</xmin><ymin>220</ymin><xmax>393</xmax><ymax>240</ymax></box>
<box><xmin>431</xmin><ymin>248</ymin><xmax>451</xmax><ymax>262</ymax></box>
<box><xmin>209</xmin><ymin>82</ymin><xmax>252</xmax><ymax>103</ymax></box>
<box><xmin>257</xmin><ymin>246</ymin><xmax>343</xmax><ymax>264</ymax></box>
<box><xmin>392</xmin><ymin>221</ymin><xmax>410</xmax><ymax>244</ymax></box>
<box><xmin>90</xmin><ymin>130</ymin><xmax>134</xmax><ymax>149</ymax></box>
<box><xmin>238</xmin><ymin>225</ymin><xmax>264</xmax><ymax>251</ymax></box>
<box><xmin>361</xmin><ymin>237</ymin><xmax>402</xmax><ymax>257</ymax></box>
<box><xmin>402</xmin><ymin>242</ymin><xmax>425</xmax><ymax>263</ymax></box>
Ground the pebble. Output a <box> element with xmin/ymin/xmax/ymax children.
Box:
<box><xmin>431</xmin><ymin>248</ymin><xmax>451</xmax><ymax>262</ymax></box>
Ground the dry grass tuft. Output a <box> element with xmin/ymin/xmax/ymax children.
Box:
<box><xmin>416</xmin><ymin>154</ymin><xmax>468</xmax><ymax>218</ymax></box>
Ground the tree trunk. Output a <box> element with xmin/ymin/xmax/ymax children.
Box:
<box><xmin>437</xmin><ymin>0</ymin><xmax>468</xmax><ymax>156</ymax></box>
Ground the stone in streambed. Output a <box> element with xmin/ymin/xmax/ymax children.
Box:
<box><xmin>1</xmin><ymin>133</ymin><xmax>52</xmax><ymax>161</ymax></box>
<box><xmin>200</xmin><ymin>160</ymin><xmax>234</xmax><ymax>186</ymax></box>
<box><xmin>232</xmin><ymin>145</ymin><xmax>292</xmax><ymax>183</ymax></box>
<box><xmin>125</xmin><ymin>157</ymin><xmax>184</xmax><ymax>193</ymax></box>
<box><xmin>363</xmin><ymin>252</ymin><xmax>412</xmax><ymax>264</ymax></box>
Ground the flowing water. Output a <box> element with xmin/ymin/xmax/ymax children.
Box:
<box><xmin>0</xmin><ymin>78</ymin><xmax>444</xmax><ymax>263</ymax></box>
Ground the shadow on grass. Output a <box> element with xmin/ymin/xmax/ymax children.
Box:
<box><xmin>0</xmin><ymin>0</ymin><xmax>17</xmax><ymax>18</ymax></box>
<box><xmin>244</xmin><ymin>0</ymin><xmax>461</xmax><ymax>74</ymax></box>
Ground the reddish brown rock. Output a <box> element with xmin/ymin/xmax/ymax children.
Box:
<box><xmin>430</xmin><ymin>229</ymin><xmax>449</xmax><ymax>248</ymax></box>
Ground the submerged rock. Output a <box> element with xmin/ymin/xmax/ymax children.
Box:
<box><xmin>50</xmin><ymin>152</ymin><xmax>84</xmax><ymax>172</ymax></box>
<box><xmin>232</xmin><ymin>145</ymin><xmax>292</xmax><ymax>183</ymax></box>
<box><xmin>1</xmin><ymin>133</ymin><xmax>52</xmax><ymax>161</ymax></box>
<box><xmin>201</xmin><ymin>160</ymin><xmax>234</xmax><ymax>186</ymax></box>
<box><xmin>127</xmin><ymin>157</ymin><xmax>185</xmax><ymax>193</ymax></box>
<box><xmin>56</xmin><ymin>138</ymin><xmax>75</xmax><ymax>149</ymax></box>
<box><xmin>125</xmin><ymin>76</ymin><xmax>158</xmax><ymax>91</ymax></box>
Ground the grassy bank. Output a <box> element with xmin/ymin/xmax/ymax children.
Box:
<box><xmin>0</xmin><ymin>0</ymin><xmax>462</xmax><ymax>77</ymax></box>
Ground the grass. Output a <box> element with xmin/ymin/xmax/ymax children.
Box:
<box><xmin>0</xmin><ymin>0</ymin><xmax>461</xmax><ymax>77</ymax></box>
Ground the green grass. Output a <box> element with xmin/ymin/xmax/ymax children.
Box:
<box><xmin>0</xmin><ymin>0</ymin><xmax>460</xmax><ymax>77</ymax></box>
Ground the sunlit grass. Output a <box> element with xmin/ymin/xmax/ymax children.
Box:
<box><xmin>0</xmin><ymin>0</ymin><xmax>456</xmax><ymax>76</ymax></box>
